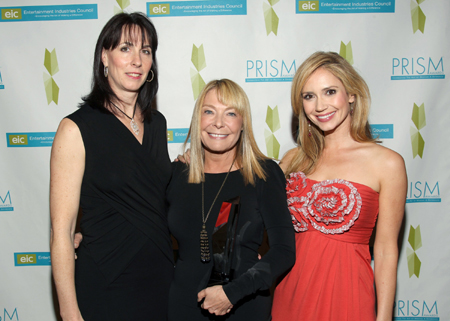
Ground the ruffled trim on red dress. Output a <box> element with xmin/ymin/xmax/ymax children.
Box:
<box><xmin>286</xmin><ymin>172</ymin><xmax>362</xmax><ymax>234</ymax></box>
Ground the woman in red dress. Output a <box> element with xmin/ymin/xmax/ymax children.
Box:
<box><xmin>271</xmin><ymin>51</ymin><xmax>407</xmax><ymax>321</ymax></box>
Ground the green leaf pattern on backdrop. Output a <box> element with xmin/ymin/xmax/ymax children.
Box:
<box><xmin>191</xmin><ymin>44</ymin><xmax>206</xmax><ymax>72</ymax></box>
<box><xmin>263</xmin><ymin>2</ymin><xmax>279</xmax><ymax>36</ymax></box>
<box><xmin>264</xmin><ymin>129</ymin><xmax>280</xmax><ymax>159</ymax></box>
<box><xmin>266</xmin><ymin>105</ymin><xmax>281</xmax><ymax>133</ymax></box>
<box><xmin>410</xmin><ymin>127</ymin><xmax>424</xmax><ymax>159</ymax></box>
<box><xmin>44</xmin><ymin>49</ymin><xmax>59</xmax><ymax>76</ymax></box>
<box><xmin>410</xmin><ymin>103</ymin><xmax>426</xmax><ymax>158</ymax></box>
<box><xmin>43</xmin><ymin>49</ymin><xmax>59</xmax><ymax>105</ymax></box>
<box><xmin>116</xmin><ymin>0</ymin><xmax>130</xmax><ymax>9</ymax></box>
<box><xmin>190</xmin><ymin>44</ymin><xmax>206</xmax><ymax>100</ymax></box>
<box><xmin>411</xmin><ymin>0</ymin><xmax>426</xmax><ymax>34</ymax></box>
<box><xmin>408</xmin><ymin>225</ymin><xmax>422</xmax><ymax>251</ymax></box>
<box><xmin>339</xmin><ymin>41</ymin><xmax>354</xmax><ymax>65</ymax></box>
<box><xmin>412</xmin><ymin>103</ymin><xmax>426</xmax><ymax>130</ymax></box>
<box><xmin>43</xmin><ymin>73</ymin><xmax>59</xmax><ymax>105</ymax></box>
<box><xmin>265</xmin><ymin>106</ymin><xmax>281</xmax><ymax>158</ymax></box>
<box><xmin>190</xmin><ymin>68</ymin><xmax>205</xmax><ymax>101</ymax></box>
<box><xmin>407</xmin><ymin>225</ymin><xmax>422</xmax><ymax>278</ymax></box>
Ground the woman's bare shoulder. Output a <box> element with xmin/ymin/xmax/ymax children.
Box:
<box><xmin>364</xmin><ymin>143</ymin><xmax>406</xmax><ymax>178</ymax></box>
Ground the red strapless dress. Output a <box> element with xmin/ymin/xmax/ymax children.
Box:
<box><xmin>272</xmin><ymin>172</ymin><xmax>379</xmax><ymax>321</ymax></box>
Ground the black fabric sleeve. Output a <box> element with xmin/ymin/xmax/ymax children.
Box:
<box><xmin>222</xmin><ymin>160</ymin><xmax>296</xmax><ymax>305</ymax></box>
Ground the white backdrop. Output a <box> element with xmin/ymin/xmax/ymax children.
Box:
<box><xmin>0</xmin><ymin>0</ymin><xmax>448</xmax><ymax>320</ymax></box>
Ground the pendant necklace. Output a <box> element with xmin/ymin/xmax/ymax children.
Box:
<box><xmin>111</xmin><ymin>101</ymin><xmax>140</xmax><ymax>135</ymax></box>
<box><xmin>200</xmin><ymin>157</ymin><xmax>236</xmax><ymax>263</ymax></box>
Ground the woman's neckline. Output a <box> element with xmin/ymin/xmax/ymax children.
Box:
<box><xmin>294</xmin><ymin>171</ymin><xmax>379</xmax><ymax>194</ymax></box>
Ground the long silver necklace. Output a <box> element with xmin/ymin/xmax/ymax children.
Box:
<box><xmin>200</xmin><ymin>158</ymin><xmax>236</xmax><ymax>263</ymax></box>
<box><xmin>110</xmin><ymin>101</ymin><xmax>140</xmax><ymax>135</ymax></box>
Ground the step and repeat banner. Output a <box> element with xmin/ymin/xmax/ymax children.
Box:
<box><xmin>0</xmin><ymin>0</ymin><xmax>448</xmax><ymax>320</ymax></box>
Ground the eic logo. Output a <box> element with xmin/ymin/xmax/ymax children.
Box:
<box><xmin>149</xmin><ymin>4</ymin><xmax>170</xmax><ymax>15</ymax></box>
<box><xmin>16</xmin><ymin>254</ymin><xmax>37</xmax><ymax>265</ymax></box>
<box><xmin>392</xmin><ymin>57</ymin><xmax>445</xmax><ymax>80</ymax></box>
<box><xmin>1</xmin><ymin>8</ymin><xmax>22</xmax><ymax>20</ymax></box>
<box><xmin>8</xmin><ymin>134</ymin><xmax>28</xmax><ymax>146</ymax></box>
<box><xmin>394</xmin><ymin>300</ymin><xmax>439</xmax><ymax>320</ymax></box>
<box><xmin>14</xmin><ymin>252</ymin><xmax>51</xmax><ymax>266</ymax></box>
<box><xmin>0</xmin><ymin>191</ymin><xmax>13</xmax><ymax>211</ymax></box>
<box><xmin>6</xmin><ymin>132</ymin><xmax>55</xmax><ymax>147</ymax></box>
<box><xmin>407</xmin><ymin>181</ymin><xmax>441</xmax><ymax>203</ymax></box>
<box><xmin>298</xmin><ymin>1</ymin><xmax>319</xmax><ymax>12</ymax></box>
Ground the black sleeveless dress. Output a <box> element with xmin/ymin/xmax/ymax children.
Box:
<box><xmin>67</xmin><ymin>104</ymin><xmax>174</xmax><ymax>321</ymax></box>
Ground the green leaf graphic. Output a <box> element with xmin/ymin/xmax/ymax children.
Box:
<box><xmin>190</xmin><ymin>68</ymin><xmax>205</xmax><ymax>100</ymax></box>
<box><xmin>412</xmin><ymin>103</ymin><xmax>426</xmax><ymax>130</ymax></box>
<box><xmin>191</xmin><ymin>44</ymin><xmax>206</xmax><ymax>72</ymax></box>
<box><xmin>416</xmin><ymin>0</ymin><xmax>426</xmax><ymax>5</ymax></box>
<box><xmin>411</xmin><ymin>0</ymin><xmax>426</xmax><ymax>34</ymax></box>
<box><xmin>267</xmin><ymin>0</ymin><xmax>280</xmax><ymax>5</ymax></box>
<box><xmin>339</xmin><ymin>41</ymin><xmax>354</xmax><ymax>65</ymax></box>
<box><xmin>114</xmin><ymin>6</ymin><xmax>123</xmax><ymax>14</ymax></box>
<box><xmin>408</xmin><ymin>225</ymin><xmax>422</xmax><ymax>251</ymax></box>
<box><xmin>263</xmin><ymin>3</ymin><xmax>279</xmax><ymax>36</ymax></box>
<box><xmin>406</xmin><ymin>248</ymin><xmax>421</xmax><ymax>278</ymax></box>
<box><xmin>266</xmin><ymin>106</ymin><xmax>280</xmax><ymax>133</ymax></box>
<box><xmin>116</xmin><ymin>0</ymin><xmax>130</xmax><ymax>10</ymax></box>
<box><xmin>44</xmin><ymin>49</ymin><xmax>59</xmax><ymax>76</ymax></box>
<box><xmin>264</xmin><ymin>129</ymin><xmax>280</xmax><ymax>159</ymax></box>
<box><xmin>43</xmin><ymin>73</ymin><xmax>60</xmax><ymax>105</ymax></box>
<box><xmin>410</xmin><ymin>126</ymin><xmax>425</xmax><ymax>159</ymax></box>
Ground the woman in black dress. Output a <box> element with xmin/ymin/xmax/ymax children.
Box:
<box><xmin>50</xmin><ymin>13</ymin><xmax>173</xmax><ymax>321</ymax></box>
<box><xmin>167</xmin><ymin>79</ymin><xmax>295</xmax><ymax>320</ymax></box>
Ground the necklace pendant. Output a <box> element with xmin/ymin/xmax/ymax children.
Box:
<box><xmin>200</xmin><ymin>225</ymin><xmax>210</xmax><ymax>263</ymax></box>
<box><xmin>130</xmin><ymin>118</ymin><xmax>140</xmax><ymax>135</ymax></box>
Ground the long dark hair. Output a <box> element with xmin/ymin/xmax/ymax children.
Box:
<box><xmin>81</xmin><ymin>12</ymin><xmax>158</xmax><ymax>121</ymax></box>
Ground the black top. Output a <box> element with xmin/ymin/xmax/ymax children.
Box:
<box><xmin>67</xmin><ymin>104</ymin><xmax>173</xmax><ymax>284</ymax></box>
<box><xmin>167</xmin><ymin>159</ymin><xmax>295</xmax><ymax>320</ymax></box>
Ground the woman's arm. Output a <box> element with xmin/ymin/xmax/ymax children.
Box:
<box><xmin>373</xmin><ymin>149</ymin><xmax>407</xmax><ymax>321</ymax></box>
<box><xmin>50</xmin><ymin>118</ymin><xmax>85</xmax><ymax>321</ymax></box>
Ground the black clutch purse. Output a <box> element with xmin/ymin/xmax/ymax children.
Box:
<box><xmin>207</xmin><ymin>196</ymin><xmax>240</xmax><ymax>286</ymax></box>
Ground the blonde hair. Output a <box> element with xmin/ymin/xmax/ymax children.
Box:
<box><xmin>184</xmin><ymin>79</ymin><xmax>267</xmax><ymax>185</ymax></box>
<box><xmin>286</xmin><ymin>51</ymin><xmax>377</xmax><ymax>176</ymax></box>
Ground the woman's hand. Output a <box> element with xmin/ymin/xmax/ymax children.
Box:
<box><xmin>73</xmin><ymin>232</ymin><xmax>83</xmax><ymax>259</ymax></box>
<box><xmin>173</xmin><ymin>149</ymin><xmax>191</xmax><ymax>164</ymax></box>
<box><xmin>198</xmin><ymin>285</ymin><xmax>233</xmax><ymax>316</ymax></box>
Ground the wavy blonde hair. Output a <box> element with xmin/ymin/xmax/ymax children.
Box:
<box><xmin>286</xmin><ymin>51</ymin><xmax>377</xmax><ymax>177</ymax></box>
<box><xmin>184</xmin><ymin>79</ymin><xmax>267</xmax><ymax>185</ymax></box>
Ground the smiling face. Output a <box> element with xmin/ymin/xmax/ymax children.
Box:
<box><xmin>102</xmin><ymin>27</ymin><xmax>152</xmax><ymax>98</ymax></box>
<box><xmin>301</xmin><ymin>67</ymin><xmax>355</xmax><ymax>134</ymax></box>
<box><xmin>200</xmin><ymin>89</ymin><xmax>243</xmax><ymax>157</ymax></box>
